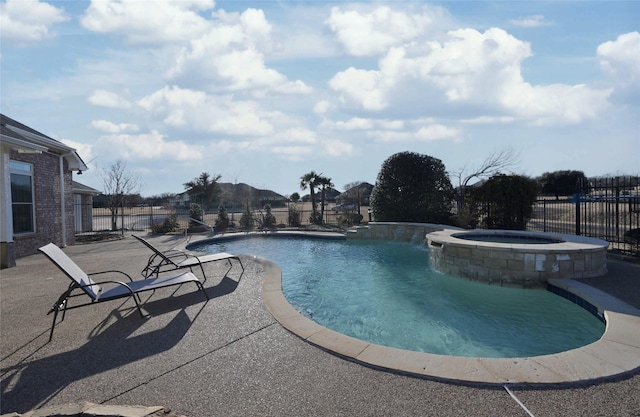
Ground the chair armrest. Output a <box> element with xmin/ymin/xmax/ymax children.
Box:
<box><xmin>89</xmin><ymin>270</ymin><xmax>135</xmax><ymax>282</ymax></box>
<box><xmin>162</xmin><ymin>249</ymin><xmax>190</xmax><ymax>261</ymax></box>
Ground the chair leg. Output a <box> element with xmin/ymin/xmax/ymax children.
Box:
<box><xmin>197</xmin><ymin>282</ymin><xmax>210</xmax><ymax>300</ymax></box>
<box><xmin>198</xmin><ymin>264</ymin><xmax>207</xmax><ymax>285</ymax></box>
<box><xmin>130</xmin><ymin>294</ymin><xmax>146</xmax><ymax>318</ymax></box>
<box><xmin>48</xmin><ymin>308</ymin><xmax>60</xmax><ymax>342</ymax></box>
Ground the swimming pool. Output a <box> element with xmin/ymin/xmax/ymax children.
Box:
<box><xmin>193</xmin><ymin>235</ymin><xmax>605</xmax><ymax>358</ymax></box>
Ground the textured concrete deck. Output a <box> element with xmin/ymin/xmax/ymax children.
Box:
<box><xmin>1</xmin><ymin>235</ymin><xmax>639</xmax><ymax>416</ymax></box>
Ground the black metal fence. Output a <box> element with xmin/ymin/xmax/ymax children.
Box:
<box><xmin>526</xmin><ymin>176</ymin><xmax>639</xmax><ymax>257</ymax></box>
<box><xmin>76</xmin><ymin>177</ymin><xmax>639</xmax><ymax>257</ymax></box>
<box><xmin>73</xmin><ymin>203</ymin><xmax>370</xmax><ymax>239</ymax></box>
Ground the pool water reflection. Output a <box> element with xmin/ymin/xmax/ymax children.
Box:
<box><xmin>195</xmin><ymin>236</ymin><xmax>605</xmax><ymax>358</ymax></box>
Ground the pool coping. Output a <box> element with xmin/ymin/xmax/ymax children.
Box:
<box><xmin>428</xmin><ymin>229</ymin><xmax>610</xmax><ymax>251</ymax></box>
<box><xmin>187</xmin><ymin>232</ymin><xmax>640</xmax><ymax>385</ymax></box>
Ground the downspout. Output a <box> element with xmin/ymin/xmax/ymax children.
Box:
<box><xmin>60</xmin><ymin>155</ymin><xmax>67</xmax><ymax>247</ymax></box>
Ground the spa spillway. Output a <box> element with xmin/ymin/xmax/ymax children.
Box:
<box><xmin>427</xmin><ymin>229</ymin><xmax>609</xmax><ymax>287</ymax></box>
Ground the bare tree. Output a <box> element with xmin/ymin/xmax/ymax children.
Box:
<box><xmin>343</xmin><ymin>181</ymin><xmax>367</xmax><ymax>209</ymax></box>
<box><xmin>453</xmin><ymin>148</ymin><xmax>520</xmax><ymax>206</ymax></box>
<box><xmin>100</xmin><ymin>159</ymin><xmax>140</xmax><ymax>231</ymax></box>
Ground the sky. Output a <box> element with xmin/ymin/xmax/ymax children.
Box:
<box><xmin>1</xmin><ymin>0</ymin><xmax>639</xmax><ymax>198</ymax></box>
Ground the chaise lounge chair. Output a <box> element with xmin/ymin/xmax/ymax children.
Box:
<box><xmin>133</xmin><ymin>235</ymin><xmax>243</xmax><ymax>284</ymax></box>
<box><xmin>39</xmin><ymin>243</ymin><xmax>209</xmax><ymax>341</ymax></box>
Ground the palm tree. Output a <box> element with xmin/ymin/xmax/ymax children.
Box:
<box><xmin>317</xmin><ymin>175</ymin><xmax>334</xmax><ymax>223</ymax></box>
<box><xmin>300</xmin><ymin>171</ymin><xmax>320</xmax><ymax>224</ymax></box>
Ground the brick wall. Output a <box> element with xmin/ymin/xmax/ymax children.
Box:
<box><xmin>11</xmin><ymin>150</ymin><xmax>75</xmax><ymax>259</ymax></box>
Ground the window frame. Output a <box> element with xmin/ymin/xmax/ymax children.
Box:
<box><xmin>9</xmin><ymin>160</ymin><xmax>36</xmax><ymax>235</ymax></box>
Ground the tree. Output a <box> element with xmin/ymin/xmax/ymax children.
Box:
<box><xmin>538</xmin><ymin>170</ymin><xmax>588</xmax><ymax>199</ymax></box>
<box><xmin>288</xmin><ymin>204</ymin><xmax>301</xmax><ymax>227</ymax></box>
<box><xmin>317</xmin><ymin>175</ymin><xmax>334</xmax><ymax>224</ymax></box>
<box><xmin>342</xmin><ymin>181</ymin><xmax>364</xmax><ymax>207</ymax></box>
<box><xmin>259</xmin><ymin>204</ymin><xmax>277</xmax><ymax>229</ymax></box>
<box><xmin>215</xmin><ymin>205</ymin><xmax>230</xmax><ymax>231</ymax></box>
<box><xmin>100</xmin><ymin>159</ymin><xmax>140</xmax><ymax>231</ymax></box>
<box><xmin>471</xmin><ymin>174</ymin><xmax>538</xmax><ymax>230</ymax></box>
<box><xmin>300</xmin><ymin>171</ymin><xmax>321</xmax><ymax>224</ymax></box>
<box><xmin>189</xmin><ymin>203</ymin><xmax>203</xmax><ymax>228</ymax></box>
<box><xmin>184</xmin><ymin>172</ymin><xmax>221</xmax><ymax>212</ymax></box>
<box><xmin>370</xmin><ymin>152</ymin><xmax>454</xmax><ymax>224</ymax></box>
<box><xmin>239</xmin><ymin>203</ymin><xmax>254</xmax><ymax>229</ymax></box>
<box><xmin>289</xmin><ymin>192</ymin><xmax>300</xmax><ymax>203</ymax></box>
<box><xmin>452</xmin><ymin>148</ymin><xmax>519</xmax><ymax>205</ymax></box>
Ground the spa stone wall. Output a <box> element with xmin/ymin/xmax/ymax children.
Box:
<box><xmin>427</xmin><ymin>231</ymin><xmax>608</xmax><ymax>288</ymax></box>
<box><xmin>347</xmin><ymin>222</ymin><xmax>461</xmax><ymax>244</ymax></box>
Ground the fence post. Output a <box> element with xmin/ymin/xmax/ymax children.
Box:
<box><xmin>575</xmin><ymin>179</ymin><xmax>581</xmax><ymax>236</ymax></box>
<box><xmin>121</xmin><ymin>201</ymin><xmax>125</xmax><ymax>235</ymax></box>
<box><xmin>150</xmin><ymin>204</ymin><xmax>154</xmax><ymax>232</ymax></box>
<box><xmin>615</xmin><ymin>178</ymin><xmax>620</xmax><ymax>242</ymax></box>
<box><xmin>543</xmin><ymin>200</ymin><xmax>547</xmax><ymax>233</ymax></box>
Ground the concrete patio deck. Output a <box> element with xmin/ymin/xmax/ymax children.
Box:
<box><xmin>1</xmin><ymin>235</ymin><xmax>639</xmax><ymax>416</ymax></box>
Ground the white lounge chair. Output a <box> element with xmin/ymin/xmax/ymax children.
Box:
<box><xmin>133</xmin><ymin>235</ymin><xmax>243</xmax><ymax>284</ymax></box>
<box><xmin>39</xmin><ymin>243</ymin><xmax>208</xmax><ymax>341</ymax></box>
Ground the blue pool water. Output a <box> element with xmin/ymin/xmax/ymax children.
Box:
<box><xmin>195</xmin><ymin>236</ymin><xmax>605</xmax><ymax>358</ymax></box>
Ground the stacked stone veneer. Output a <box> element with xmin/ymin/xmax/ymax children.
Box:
<box><xmin>347</xmin><ymin>223</ymin><xmax>608</xmax><ymax>288</ymax></box>
<box><xmin>347</xmin><ymin>222</ymin><xmax>462</xmax><ymax>244</ymax></box>
<box><xmin>427</xmin><ymin>230</ymin><xmax>609</xmax><ymax>288</ymax></box>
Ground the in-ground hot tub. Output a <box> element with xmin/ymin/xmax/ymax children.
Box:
<box><xmin>427</xmin><ymin>229</ymin><xmax>609</xmax><ymax>287</ymax></box>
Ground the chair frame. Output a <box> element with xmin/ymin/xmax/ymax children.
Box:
<box><xmin>39</xmin><ymin>243</ymin><xmax>209</xmax><ymax>341</ymax></box>
<box><xmin>133</xmin><ymin>235</ymin><xmax>244</xmax><ymax>284</ymax></box>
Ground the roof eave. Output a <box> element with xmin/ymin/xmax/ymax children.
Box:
<box><xmin>1</xmin><ymin>134</ymin><xmax>48</xmax><ymax>153</ymax></box>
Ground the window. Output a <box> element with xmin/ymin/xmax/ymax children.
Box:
<box><xmin>10</xmin><ymin>160</ymin><xmax>35</xmax><ymax>234</ymax></box>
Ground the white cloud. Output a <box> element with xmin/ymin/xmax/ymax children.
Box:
<box><xmin>211</xmin><ymin>126</ymin><xmax>319</xmax><ymax>162</ymax></box>
<box><xmin>329</xmin><ymin>26</ymin><xmax>611</xmax><ymax>125</ymax></box>
<box><xmin>90</xmin><ymin>119</ymin><xmax>139</xmax><ymax>133</ymax></box>
<box><xmin>320</xmin><ymin>117</ymin><xmax>404</xmax><ymax>131</ymax></box>
<box><xmin>500</xmin><ymin>83</ymin><xmax>611</xmax><ymax>125</ymax></box>
<box><xmin>277</xmin><ymin>127</ymin><xmax>317</xmax><ymax>145</ymax></box>
<box><xmin>322</xmin><ymin>139</ymin><xmax>355</xmax><ymax>157</ymax></box>
<box><xmin>415</xmin><ymin>124</ymin><xmax>461</xmax><ymax>141</ymax></box>
<box><xmin>368</xmin><ymin>123</ymin><xmax>461</xmax><ymax>143</ymax></box>
<box><xmin>510</xmin><ymin>15</ymin><xmax>553</xmax><ymax>28</ymax></box>
<box><xmin>313</xmin><ymin>100</ymin><xmax>333</xmax><ymax>115</ymax></box>
<box><xmin>461</xmin><ymin>116</ymin><xmax>516</xmax><ymax>124</ymax></box>
<box><xmin>414</xmin><ymin>28</ymin><xmax>532</xmax><ymax>102</ymax></box>
<box><xmin>326</xmin><ymin>5</ymin><xmax>438</xmax><ymax>56</ymax></box>
<box><xmin>96</xmin><ymin>130</ymin><xmax>203</xmax><ymax>161</ymax></box>
<box><xmin>329</xmin><ymin>67</ymin><xmax>387</xmax><ymax>111</ymax></box>
<box><xmin>332</xmin><ymin>117</ymin><xmax>375</xmax><ymax>130</ymax></box>
<box><xmin>167</xmin><ymin>8</ymin><xmax>311</xmax><ymax>94</ymax></box>
<box><xmin>81</xmin><ymin>0</ymin><xmax>214</xmax><ymax>44</ymax></box>
<box><xmin>597</xmin><ymin>32</ymin><xmax>640</xmax><ymax>89</ymax></box>
<box><xmin>214</xmin><ymin>49</ymin><xmax>295</xmax><ymax>91</ymax></box>
<box><xmin>88</xmin><ymin>90</ymin><xmax>132</xmax><ymax>109</ymax></box>
<box><xmin>138</xmin><ymin>85</ymin><xmax>276</xmax><ymax>136</ymax></box>
<box><xmin>0</xmin><ymin>0</ymin><xmax>68</xmax><ymax>43</ymax></box>
<box><xmin>271</xmin><ymin>145</ymin><xmax>314</xmax><ymax>161</ymax></box>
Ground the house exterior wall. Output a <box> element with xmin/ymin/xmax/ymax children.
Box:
<box><xmin>10</xmin><ymin>150</ymin><xmax>75</xmax><ymax>259</ymax></box>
